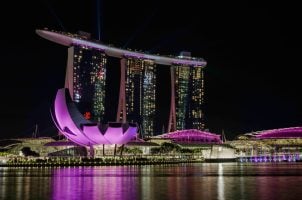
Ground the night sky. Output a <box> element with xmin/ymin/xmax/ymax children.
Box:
<box><xmin>1</xmin><ymin>1</ymin><xmax>301</xmax><ymax>140</ymax></box>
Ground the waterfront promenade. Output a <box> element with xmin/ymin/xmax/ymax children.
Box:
<box><xmin>0</xmin><ymin>155</ymin><xmax>204</xmax><ymax>167</ymax></box>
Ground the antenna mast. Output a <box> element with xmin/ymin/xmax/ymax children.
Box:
<box><xmin>32</xmin><ymin>124</ymin><xmax>38</xmax><ymax>138</ymax></box>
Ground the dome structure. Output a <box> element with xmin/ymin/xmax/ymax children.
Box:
<box><xmin>252</xmin><ymin>127</ymin><xmax>302</xmax><ymax>139</ymax></box>
<box><xmin>158</xmin><ymin>129</ymin><xmax>222</xmax><ymax>144</ymax></box>
<box><xmin>51</xmin><ymin>88</ymin><xmax>137</xmax><ymax>146</ymax></box>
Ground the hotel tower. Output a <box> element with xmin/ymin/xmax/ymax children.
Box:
<box><xmin>36</xmin><ymin>29</ymin><xmax>206</xmax><ymax>137</ymax></box>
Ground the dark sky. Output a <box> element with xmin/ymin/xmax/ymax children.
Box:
<box><xmin>0</xmin><ymin>1</ymin><xmax>301</xmax><ymax>139</ymax></box>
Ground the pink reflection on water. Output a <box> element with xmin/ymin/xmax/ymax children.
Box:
<box><xmin>51</xmin><ymin>167</ymin><xmax>138</xmax><ymax>200</ymax></box>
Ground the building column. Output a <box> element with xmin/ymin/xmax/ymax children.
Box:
<box><xmin>167</xmin><ymin>66</ymin><xmax>176</xmax><ymax>132</ymax></box>
<box><xmin>116</xmin><ymin>58</ymin><xmax>127</xmax><ymax>123</ymax></box>
<box><xmin>65</xmin><ymin>47</ymin><xmax>74</xmax><ymax>99</ymax></box>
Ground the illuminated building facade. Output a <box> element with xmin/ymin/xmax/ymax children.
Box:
<box><xmin>189</xmin><ymin>67</ymin><xmax>205</xmax><ymax>130</ymax></box>
<box><xmin>174</xmin><ymin>65</ymin><xmax>191</xmax><ymax>130</ymax></box>
<box><xmin>168</xmin><ymin>63</ymin><xmax>205</xmax><ymax>132</ymax></box>
<box><xmin>117</xmin><ymin>57</ymin><xmax>157</xmax><ymax>137</ymax></box>
<box><xmin>36</xmin><ymin>29</ymin><xmax>207</xmax><ymax>138</ymax></box>
<box><xmin>65</xmin><ymin>45</ymin><xmax>107</xmax><ymax>122</ymax></box>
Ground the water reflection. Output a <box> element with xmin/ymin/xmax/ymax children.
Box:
<box><xmin>52</xmin><ymin>166</ymin><xmax>138</xmax><ymax>200</ymax></box>
<box><xmin>218</xmin><ymin>163</ymin><xmax>224</xmax><ymax>200</ymax></box>
<box><xmin>1</xmin><ymin>163</ymin><xmax>302</xmax><ymax>199</ymax></box>
<box><xmin>0</xmin><ymin>167</ymin><xmax>52</xmax><ymax>200</ymax></box>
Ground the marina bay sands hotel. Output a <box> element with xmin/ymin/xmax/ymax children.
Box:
<box><xmin>36</xmin><ymin>29</ymin><xmax>207</xmax><ymax>137</ymax></box>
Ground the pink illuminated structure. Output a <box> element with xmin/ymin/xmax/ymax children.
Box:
<box><xmin>159</xmin><ymin>129</ymin><xmax>222</xmax><ymax>144</ymax></box>
<box><xmin>249</xmin><ymin>127</ymin><xmax>302</xmax><ymax>139</ymax></box>
<box><xmin>37</xmin><ymin>28</ymin><xmax>207</xmax><ymax>137</ymax></box>
<box><xmin>51</xmin><ymin>88</ymin><xmax>137</xmax><ymax>146</ymax></box>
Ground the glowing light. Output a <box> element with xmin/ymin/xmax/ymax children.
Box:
<box><xmin>159</xmin><ymin>129</ymin><xmax>222</xmax><ymax>144</ymax></box>
<box><xmin>83</xmin><ymin>112</ymin><xmax>91</xmax><ymax>120</ymax></box>
<box><xmin>52</xmin><ymin>88</ymin><xmax>137</xmax><ymax>146</ymax></box>
<box><xmin>254</xmin><ymin>127</ymin><xmax>302</xmax><ymax>139</ymax></box>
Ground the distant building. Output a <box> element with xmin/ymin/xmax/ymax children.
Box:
<box><xmin>188</xmin><ymin>66</ymin><xmax>205</xmax><ymax>130</ymax></box>
<box><xmin>117</xmin><ymin>57</ymin><xmax>156</xmax><ymax>137</ymax></box>
<box><xmin>65</xmin><ymin>45</ymin><xmax>107</xmax><ymax>122</ymax></box>
<box><xmin>168</xmin><ymin>52</ymin><xmax>205</xmax><ymax>132</ymax></box>
<box><xmin>36</xmin><ymin>29</ymin><xmax>207</xmax><ymax>137</ymax></box>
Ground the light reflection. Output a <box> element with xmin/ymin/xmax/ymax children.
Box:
<box><xmin>239</xmin><ymin>176</ymin><xmax>245</xmax><ymax>199</ymax></box>
<box><xmin>141</xmin><ymin>168</ymin><xmax>153</xmax><ymax>200</ymax></box>
<box><xmin>2</xmin><ymin>164</ymin><xmax>302</xmax><ymax>199</ymax></box>
<box><xmin>52</xmin><ymin>166</ymin><xmax>138</xmax><ymax>200</ymax></box>
<box><xmin>0</xmin><ymin>170</ymin><xmax>7</xmax><ymax>199</ymax></box>
<box><xmin>218</xmin><ymin>163</ymin><xmax>225</xmax><ymax>200</ymax></box>
<box><xmin>0</xmin><ymin>167</ymin><xmax>51</xmax><ymax>200</ymax></box>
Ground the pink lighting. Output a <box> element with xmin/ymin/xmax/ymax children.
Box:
<box><xmin>252</xmin><ymin>127</ymin><xmax>302</xmax><ymax>139</ymax></box>
<box><xmin>52</xmin><ymin>88</ymin><xmax>137</xmax><ymax>146</ymax></box>
<box><xmin>159</xmin><ymin>129</ymin><xmax>222</xmax><ymax>144</ymax></box>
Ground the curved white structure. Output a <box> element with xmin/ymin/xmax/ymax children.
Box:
<box><xmin>36</xmin><ymin>29</ymin><xmax>207</xmax><ymax>66</ymax></box>
<box><xmin>51</xmin><ymin>88</ymin><xmax>137</xmax><ymax>146</ymax></box>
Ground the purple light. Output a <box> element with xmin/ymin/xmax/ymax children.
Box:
<box><xmin>159</xmin><ymin>129</ymin><xmax>222</xmax><ymax>144</ymax></box>
<box><xmin>82</xmin><ymin>125</ymin><xmax>111</xmax><ymax>144</ymax></box>
<box><xmin>53</xmin><ymin>88</ymin><xmax>93</xmax><ymax>146</ymax></box>
<box><xmin>52</xmin><ymin>88</ymin><xmax>137</xmax><ymax>146</ymax></box>
<box><xmin>52</xmin><ymin>167</ymin><xmax>137</xmax><ymax>200</ymax></box>
<box><xmin>254</xmin><ymin>127</ymin><xmax>302</xmax><ymax>139</ymax></box>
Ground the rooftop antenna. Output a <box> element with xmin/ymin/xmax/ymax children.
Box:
<box><xmin>139</xmin><ymin>123</ymin><xmax>145</xmax><ymax>139</ymax></box>
<box><xmin>222</xmin><ymin>129</ymin><xmax>227</xmax><ymax>143</ymax></box>
<box><xmin>162</xmin><ymin>124</ymin><xmax>165</xmax><ymax>134</ymax></box>
<box><xmin>32</xmin><ymin>124</ymin><xmax>39</xmax><ymax>138</ymax></box>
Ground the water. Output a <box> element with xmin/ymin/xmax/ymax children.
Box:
<box><xmin>1</xmin><ymin>162</ymin><xmax>302</xmax><ymax>200</ymax></box>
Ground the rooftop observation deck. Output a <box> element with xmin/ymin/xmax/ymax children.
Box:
<box><xmin>36</xmin><ymin>29</ymin><xmax>207</xmax><ymax>67</ymax></box>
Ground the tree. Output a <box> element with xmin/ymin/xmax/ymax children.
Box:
<box><xmin>20</xmin><ymin>147</ymin><xmax>39</xmax><ymax>157</ymax></box>
<box><xmin>160</xmin><ymin>142</ymin><xmax>181</xmax><ymax>154</ymax></box>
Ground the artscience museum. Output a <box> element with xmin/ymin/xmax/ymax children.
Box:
<box><xmin>51</xmin><ymin>88</ymin><xmax>138</xmax><ymax>147</ymax></box>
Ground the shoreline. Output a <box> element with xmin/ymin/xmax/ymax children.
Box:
<box><xmin>0</xmin><ymin>157</ymin><xmax>205</xmax><ymax>167</ymax></box>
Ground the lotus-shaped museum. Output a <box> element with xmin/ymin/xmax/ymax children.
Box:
<box><xmin>51</xmin><ymin>88</ymin><xmax>137</xmax><ymax>146</ymax></box>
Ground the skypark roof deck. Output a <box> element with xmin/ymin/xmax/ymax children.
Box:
<box><xmin>36</xmin><ymin>29</ymin><xmax>207</xmax><ymax>66</ymax></box>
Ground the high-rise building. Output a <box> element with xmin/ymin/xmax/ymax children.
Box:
<box><xmin>36</xmin><ymin>29</ymin><xmax>207</xmax><ymax>137</ymax></box>
<box><xmin>65</xmin><ymin>45</ymin><xmax>107</xmax><ymax>122</ymax></box>
<box><xmin>117</xmin><ymin>57</ymin><xmax>156</xmax><ymax>137</ymax></box>
<box><xmin>168</xmin><ymin>61</ymin><xmax>205</xmax><ymax>132</ymax></box>
<box><xmin>174</xmin><ymin>65</ymin><xmax>191</xmax><ymax>130</ymax></box>
<box><xmin>188</xmin><ymin>66</ymin><xmax>205</xmax><ymax>130</ymax></box>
